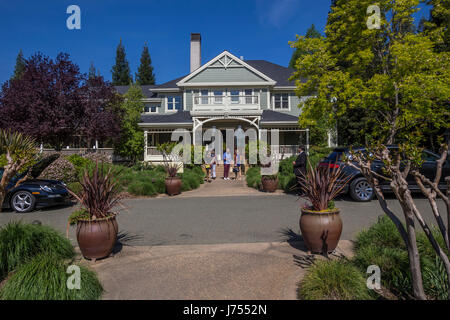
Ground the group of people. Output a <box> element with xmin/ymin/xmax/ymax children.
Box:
<box><xmin>203</xmin><ymin>145</ymin><xmax>307</xmax><ymax>187</ymax></box>
<box><xmin>204</xmin><ymin>148</ymin><xmax>246</xmax><ymax>182</ymax></box>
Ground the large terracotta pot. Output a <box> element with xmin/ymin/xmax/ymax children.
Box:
<box><xmin>299</xmin><ymin>208</ymin><xmax>342</xmax><ymax>254</ymax></box>
<box><xmin>76</xmin><ymin>215</ymin><xmax>118</xmax><ymax>260</ymax></box>
<box><xmin>261</xmin><ymin>177</ymin><xmax>278</xmax><ymax>193</ymax></box>
<box><xmin>165</xmin><ymin>177</ymin><xmax>182</xmax><ymax>196</ymax></box>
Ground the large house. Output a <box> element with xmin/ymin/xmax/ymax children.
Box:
<box><xmin>117</xmin><ymin>33</ymin><xmax>311</xmax><ymax>162</ymax></box>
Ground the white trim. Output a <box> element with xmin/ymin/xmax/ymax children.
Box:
<box><xmin>165</xmin><ymin>95</ymin><xmax>183</xmax><ymax>112</ymax></box>
<box><xmin>151</xmin><ymin>88</ymin><xmax>182</xmax><ymax>92</ymax></box>
<box><xmin>273</xmin><ymin>86</ymin><xmax>296</xmax><ymax>90</ymax></box>
<box><xmin>143</xmin><ymin>105</ymin><xmax>159</xmax><ymax>114</ymax></box>
<box><xmin>176</xmin><ymin>51</ymin><xmax>277</xmax><ymax>86</ymax></box>
<box><xmin>138</xmin><ymin>122</ymin><xmax>192</xmax><ymax>128</ymax></box>
<box><xmin>142</xmin><ymin>98</ymin><xmax>163</xmax><ymax>102</ymax></box>
<box><xmin>179</xmin><ymin>81</ymin><xmax>276</xmax><ymax>87</ymax></box>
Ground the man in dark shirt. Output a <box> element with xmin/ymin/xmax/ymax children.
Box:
<box><xmin>293</xmin><ymin>145</ymin><xmax>307</xmax><ymax>179</ymax></box>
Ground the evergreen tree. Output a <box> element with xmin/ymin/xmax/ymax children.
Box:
<box><xmin>12</xmin><ymin>49</ymin><xmax>26</xmax><ymax>80</ymax></box>
<box><xmin>111</xmin><ymin>39</ymin><xmax>132</xmax><ymax>85</ymax></box>
<box><xmin>88</xmin><ymin>61</ymin><xmax>97</xmax><ymax>80</ymax></box>
<box><xmin>114</xmin><ymin>84</ymin><xmax>145</xmax><ymax>162</ymax></box>
<box><xmin>135</xmin><ymin>43</ymin><xmax>155</xmax><ymax>85</ymax></box>
<box><xmin>289</xmin><ymin>24</ymin><xmax>322</xmax><ymax>69</ymax></box>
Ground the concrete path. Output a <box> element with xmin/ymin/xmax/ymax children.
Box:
<box><xmin>88</xmin><ymin>241</ymin><xmax>354</xmax><ymax>300</ymax></box>
<box><xmin>159</xmin><ymin>176</ymin><xmax>284</xmax><ymax>198</ymax></box>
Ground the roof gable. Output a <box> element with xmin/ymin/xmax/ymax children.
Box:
<box><xmin>177</xmin><ymin>51</ymin><xmax>276</xmax><ymax>86</ymax></box>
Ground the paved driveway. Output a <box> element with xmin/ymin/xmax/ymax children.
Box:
<box><xmin>0</xmin><ymin>194</ymin><xmax>446</xmax><ymax>246</ymax></box>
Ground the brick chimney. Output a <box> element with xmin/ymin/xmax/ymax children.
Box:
<box><xmin>190</xmin><ymin>33</ymin><xmax>201</xmax><ymax>73</ymax></box>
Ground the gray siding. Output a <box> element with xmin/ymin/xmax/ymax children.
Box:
<box><xmin>186</xmin><ymin>67</ymin><xmax>267</xmax><ymax>83</ymax></box>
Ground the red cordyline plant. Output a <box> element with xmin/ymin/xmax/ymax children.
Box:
<box><xmin>297</xmin><ymin>161</ymin><xmax>352</xmax><ymax>211</ymax></box>
<box><xmin>68</xmin><ymin>162</ymin><xmax>124</xmax><ymax>220</ymax></box>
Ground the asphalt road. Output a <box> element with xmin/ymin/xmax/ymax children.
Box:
<box><xmin>0</xmin><ymin>194</ymin><xmax>446</xmax><ymax>246</ymax></box>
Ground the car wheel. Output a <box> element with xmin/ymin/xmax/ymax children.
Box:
<box><xmin>350</xmin><ymin>177</ymin><xmax>374</xmax><ymax>202</ymax></box>
<box><xmin>11</xmin><ymin>191</ymin><xmax>36</xmax><ymax>213</ymax></box>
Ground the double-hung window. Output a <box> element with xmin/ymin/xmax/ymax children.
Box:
<box><xmin>213</xmin><ymin>90</ymin><xmax>223</xmax><ymax>104</ymax></box>
<box><xmin>274</xmin><ymin>93</ymin><xmax>289</xmax><ymax>109</ymax></box>
<box><xmin>230</xmin><ymin>90</ymin><xmax>240</xmax><ymax>104</ymax></box>
<box><xmin>200</xmin><ymin>90</ymin><xmax>209</xmax><ymax>104</ymax></box>
<box><xmin>167</xmin><ymin>96</ymin><xmax>182</xmax><ymax>111</ymax></box>
<box><xmin>244</xmin><ymin>89</ymin><xmax>254</xmax><ymax>104</ymax></box>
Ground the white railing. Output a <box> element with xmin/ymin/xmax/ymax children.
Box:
<box><xmin>193</xmin><ymin>95</ymin><xmax>260</xmax><ymax>111</ymax></box>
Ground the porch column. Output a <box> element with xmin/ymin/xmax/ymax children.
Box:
<box><xmin>306</xmin><ymin>128</ymin><xmax>310</xmax><ymax>154</ymax></box>
<box><xmin>144</xmin><ymin>130</ymin><xmax>148</xmax><ymax>161</ymax></box>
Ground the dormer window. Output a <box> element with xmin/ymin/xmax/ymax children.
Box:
<box><xmin>167</xmin><ymin>96</ymin><xmax>182</xmax><ymax>111</ymax></box>
<box><xmin>144</xmin><ymin>105</ymin><xmax>158</xmax><ymax>113</ymax></box>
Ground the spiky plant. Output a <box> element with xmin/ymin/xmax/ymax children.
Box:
<box><xmin>0</xmin><ymin>129</ymin><xmax>38</xmax><ymax>212</ymax></box>
<box><xmin>297</xmin><ymin>161</ymin><xmax>352</xmax><ymax>211</ymax></box>
<box><xmin>68</xmin><ymin>162</ymin><xmax>124</xmax><ymax>220</ymax></box>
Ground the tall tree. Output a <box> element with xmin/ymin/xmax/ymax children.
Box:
<box><xmin>114</xmin><ymin>84</ymin><xmax>145</xmax><ymax>162</ymax></box>
<box><xmin>422</xmin><ymin>0</ymin><xmax>450</xmax><ymax>52</ymax></box>
<box><xmin>88</xmin><ymin>61</ymin><xmax>98</xmax><ymax>80</ymax></box>
<box><xmin>135</xmin><ymin>43</ymin><xmax>155</xmax><ymax>85</ymax></box>
<box><xmin>289</xmin><ymin>24</ymin><xmax>322</xmax><ymax>69</ymax></box>
<box><xmin>111</xmin><ymin>39</ymin><xmax>132</xmax><ymax>85</ymax></box>
<box><xmin>12</xmin><ymin>49</ymin><xmax>26</xmax><ymax>80</ymax></box>
<box><xmin>0</xmin><ymin>52</ymin><xmax>123</xmax><ymax>150</ymax></box>
<box><xmin>291</xmin><ymin>0</ymin><xmax>450</xmax><ymax>299</ymax></box>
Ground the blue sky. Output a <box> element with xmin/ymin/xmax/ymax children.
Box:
<box><xmin>0</xmin><ymin>0</ymin><xmax>430</xmax><ymax>85</ymax></box>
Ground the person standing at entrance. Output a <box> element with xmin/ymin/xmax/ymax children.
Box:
<box><xmin>293</xmin><ymin>145</ymin><xmax>307</xmax><ymax>181</ymax></box>
<box><xmin>210</xmin><ymin>150</ymin><xmax>217</xmax><ymax>180</ymax></box>
<box><xmin>223</xmin><ymin>148</ymin><xmax>232</xmax><ymax>180</ymax></box>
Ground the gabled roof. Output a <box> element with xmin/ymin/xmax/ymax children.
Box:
<box><xmin>114</xmin><ymin>85</ymin><xmax>157</xmax><ymax>98</ymax></box>
<box><xmin>140</xmin><ymin>111</ymin><xmax>192</xmax><ymax>124</ymax></box>
<box><xmin>151</xmin><ymin>53</ymin><xmax>303</xmax><ymax>90</ymax></box>
<box><xmin>245</xmin><ymin>60</ymin><xmax>299</xmax><ymax>87</ymax></box>
<box><xmin>260</xmin><ymin>110</ymin><xmax>299</xmax><ymax>123</ymax></box>
<box><xmin>176</xmin><ymin>51</ymin><xmax>277</xmax><ymax>87</ymax></box>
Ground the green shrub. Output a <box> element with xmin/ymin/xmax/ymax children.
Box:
<box><xmin>0</xmin><ymin>222</ymin><xmax>75</xmax><ymax>280</ymax></box>
<box><xmin>298</xmin><ymin>259</ymin><xmax>374</xmax><ymax>300</ymax></box>
<box><xmin>66</xmin><ymin>154</ymin><xmax>93</xmax><ymax>175</ymax></box>
<box><xmin>66</xmin><ymin>182</ymin><xmax>82</xmax><ymax>196</ymax></box>
<box><xmin>246</xmin><ymin>166</ymin><xmax>262</xmax><ymax>189</ymax></box>
<box><xmin>308</xmin><ymin>146</ymin><xmax>332</xmax><ymax>169</ymax></box>
<box><xmin>0</xmin><ymin>253</ymin><xmax>102</xmax><ymax>300</ymax></box>
<box><xmin>181</xmin><ymin>167</ymin><xmax>204</xmax><ymax>191</ymax></box>
<box><xmin>128</xmin><ymin>181</ymin><xmax>157</xmax><ymax>196</ymax></box>
<box><xmin>354</xmin><ymin>216</ymin><xmax>404</xmax><ymax>251</ymax></box>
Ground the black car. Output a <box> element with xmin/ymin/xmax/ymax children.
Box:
<box><xmin>319</xmin><ymin>146</ymin><xmax>450</xmax><ymax>202</ymax></box>
<box><xmin>1</xmin><ymin>155</ymin><xmax>71</xmax><ymax>213</ymax></box>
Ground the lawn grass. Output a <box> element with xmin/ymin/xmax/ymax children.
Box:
<box><xmin>0</xmin><ymin>222</ymin><xmax>75</xmax><ymax>280</ymax></box>
<box><xmin>0</xmin><ymin>253</ymin><xmax>103</xmax><ymax>300</ymax></box>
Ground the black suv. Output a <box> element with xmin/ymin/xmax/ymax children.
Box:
<box><xmin>1</xmin><ymin>155</ymin><xmax>71</xmax><ymax>212</ymax></box>
<box><xmin>319</xmin><ymin>146</ymin><xmax>450</xmax><ymax>202</ymax></box>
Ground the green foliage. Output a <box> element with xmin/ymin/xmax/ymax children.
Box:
<box><xmin>135</xmin><ymin>43</ymin><xmax>155</xmax><ymax>85</ymax></box>
<box><xmin>12</xmin><ymin>49</ymin><xmax>26</xmax><ymax>80</ymax></box>
<box><xmin>181</xmin><ymin>167</ymin><xmax>204</xmax><ymax>191</ymax></box>
<box><xmin>67</xmin><ymin>181</ymin><xmax>82</xmax><ymax>196</ymax></box>
<box><xmin>246</xmin><ymin>166</ymin><xmax>262</xmax><ymax>189</ymax></box>
<box><xmin>298</xmin><ymin>259</ymin><xmax>374</xmax><ymax>300</ymax></box>
<box><xmin>0</xmin><ymin>253</ymin><xmax>102</xmax><ymax>300</ymax></box>
<box><xmin>354</xmin><ymin>216</ymin><xmax>404</xmax><ymax>251</ymax></box>
<box><xmin>114</xmin><ymin>84</ymin><xmax>145</xmax><ymax>161</ymax></box>
<box><xmin>68</xmin><ymin>208</ymin><xmax>90</xmax><ymax>225</ymax></box>
<box><xmin>290</xmin><ymin>0</ymin><xmax>450</xmax><ymax>147</ymax></box>
<box><xmin>128</xmin><ymin>180</ymin><xmax>157</xmax><ymax>196</ymax></box>
<box><xmin>66</xmin><ymin>154</ymin><xmax>93</xmax><ymax>175</ymax></box>
<box><xmin>111</xmin><ymin>39</ymin><xmax>132</xmax><ymax>85</ymax></box>
<box><xmin>289</xmin><ymin>24</ymin><xmax>322</xmax><ymax>69</ymax></box>
<box><xmin>0</xmin><ymin>221</ymin><xmax>74</xmax><ymax>280</ymax></box>
<box><xmin>353</xmin><ymin>216</ymin><xmax>449</xmax><ymax>299</ymax></box>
